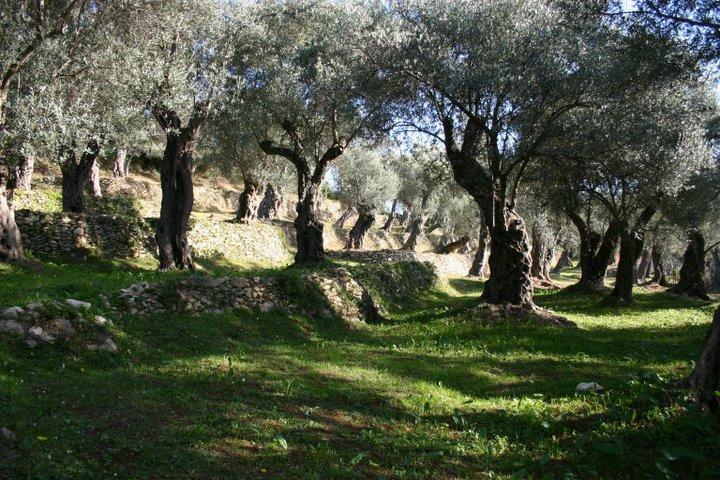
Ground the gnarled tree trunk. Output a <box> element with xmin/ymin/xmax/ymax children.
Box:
<box><xmin>530</xmin><ymin>223</ymin><xmax>547</xmax><ymax>280</ymax></box>
<box><xmin>14</xmin><ymin>154</ymin><xmax>33</xmax><ymax>191</ymax></box>
<box><xmin>113</xmin><ymin>148</ymin><xmax>127</xmax><ymax>178</ymax></box>
<box><xmin>468</xmin><ymin>227</ymin><xmax>490</xmax><ymax>277</ymax></box>
<box><xmin>334</xmin><ymin>206</ymin><xmax>355</xmax><ymax>230</ymax></box>
<box><xmin>608</xmin><ymin>204</ymin><xmax>657</xmax><ymax>304</ymax></box>
<box><xmin>400</xmin><ymin>204</ymin><xmax>413</xmax><ymax>230</ymax></box>
<box><xmin>648</xmin><ymin>243</ymin><xmax>669</xmax><ymax>286</ymax></box>
<box><xmin>635</xmin><ymin>248</ymin><xmax>651</xmax><ymax>284</ymax></box>
<box><xmin>668</xmin><ymin>230</ymin><xmax>709</xmax><ymax>300</ymax></box>
<box><xmin>294</xmin><ymin>183</ymin><xmax>325</xmax><ymax>262</ymax></box>
<box><xmin>346</xmin><ymin>205</ymin><xmax>375</xmax><ymax>250</ymax></box>
<box><xmin>60</xmin><ymin>140</ymin><xmax>100</xmax><ymax>213</ymax></box>
<box><xmin>402</xmin><ymin>212</ymin><xmax>427</xmax><ymax>252</ymax></box>
<box><xmin>565</xmin><ymin>208</ymin><xmax>621</xmax><ymax>292</ymax></box>
<box><xmin>152</xmin><ymin>101</ymin><xmax>209</xmax><ymax>271</ymax></box>
<box><xmin>481</xmin><ymin>210</ymin><xmax>534</xmax><ymax>307</ymax></box>
<box><xmin>551</xmin><ymin>248</ymin><xmax>573</xmax><ymax>275</ymax></box>
<box><xmin>88</xmin><ymin>159</ymin><xmax>102</xmax><ymax>198</ymax></box>
<box><xmin>688</xmin><ymin>306</ymin><xmax>720</xmax><ymax>413</ymax></box>
<box><xmin>382</xmin><ymin>199</ymin><xmax>398</xmax><ymax>230</ymax></box>
<box><xmin>0</xmin><ymin>167</ymin><xmax>23</xmax><ymax>262</ymax></box>
<box><xmin>236</xmin><ymin>177</ymin><xmax>263</xmax><ymax>224</ymax></box>
<box><xmin>257</xmin><ymin>183</ymin><xmax>282</xmax><ymax>219</ymax></box>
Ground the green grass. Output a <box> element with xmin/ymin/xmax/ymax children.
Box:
<box><xmin>1</xmin><ymin>261</ymin><xmax>719</xmax><ymax>479</ymax></box>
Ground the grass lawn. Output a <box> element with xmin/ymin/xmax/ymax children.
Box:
<box><xmin>1</xmin><ymin>260</ymin><xmax>719</xmax><ymax>479</ymax></box>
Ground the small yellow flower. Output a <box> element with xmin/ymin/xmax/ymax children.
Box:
<box><xmin>37</xmin><ymin>435</ymin><xmax>48</xmax><ymax>441</ymax></box>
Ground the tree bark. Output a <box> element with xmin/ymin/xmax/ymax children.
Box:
<box><xmin>334</xmin><ymin>206</ymin><xmax>355</xmax><ymax>230</ymax></box>
<box><xmin>400</xmin><ymin>204</ymin><xmax>413</xmax><ymax>230</ymax></box>
<box><xmin>14</xmin><ymin>154</ymin><xmax>33</xmax><ymax>191</ymax></box>
<box><xmin>236</xmin><ymin>177</ymin><xmax>263</xmax><ymax>224</ymax></box>
<box><xmin>60</xmin><ymin>140</ymin><xmax>100</xmax><ymax>213</ymax></box>
<box><xmin>346</xmin><ymin>205</ymin><xmax>375</xmax><ymax>250</ymax></box>
<box><xmin>468</xmin><ymin>227</ymin><xmax>490</xmax><ymax>277</ymax></box>
<box><xmin>88</xmin><ymin>158</ymin><xmax>102</xmax><ymax>198</ymax></box>
<box><xmin>530</xmin><ymin>223</ymin><xmax>547</xmax><ymax>280</ymax></box>
<box><xmin>0</xmin><ymin>167</ymin><xmax>23</xmax><ymax>262</ymax></box>
<box><xmin>259</xmin><ymin>124</ymin><xmax>345</xmax><ymax>264</ymax></box>
<box><xmin>481</xmin><ymin>210</ymin><xmax>534</xmax><ymax>307</ymax></box>
<box><xmin>710</xmin><ymin>248</ymin><xmax>720</xmax><ymax>292</ymax></box>
<box><xmin>152</xmin><ymin>101</ymin><xmax>209</xmax><ymax>271</ymax></box>
<box><xmin>608</xmin><ymin>204</ymin><xmax>657</xmax><ymax>303</ymax></box>
<box><xmin>112</xmin><ymin>148</ymin><xmax>127</xmax><ymax>178</ymax></box>
<box><xmin>402</xmin><ymin>212</ymin><xmax>427</xmax><ymax>252</ymax></box>
<box><xmin>565</xmin><ymin>208</ymin><xmax>621</xmax><ymax>292</ymax></box>
<box><xmin>648</xmin><ymin>243</ymin><xmax>669</xmax><ymax>286</ymax></box>
<box><xmin>668</xmin><ymin>230</ymin><xmax>710</xmax><ymax>300</ymax></box>
<box><xmin>437</xmin><ymin>235</ymin><xmax>470</xmax><ymax>254</ymax></box>
<box><xmin>382</xmin><ymin>199</ymin><xmax>398</xmax><ymax>230</ymax></box>
<box><xmin>688</xmin><ymin>306</ymin><xmax>720</xmax><ymax>413</ymax></box>
<box><xmin>635</xmin><ymin>248</ymin><xmax>651</xmax><ymax>284</ymax></box>
<box><xmin>551</xmin><ymin>248</ymin><xmax>573</xmax><ymax>275</ymax></box>
<box><xmin>257</xmin><ymin>183</ymin><xmax>282</xmax><ymax>219</ymax></box>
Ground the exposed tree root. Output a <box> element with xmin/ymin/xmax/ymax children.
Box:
<box><xmin>468</xmin><ymin>303</ymin><xmax>576</xmax><ymax>328</ymax></box>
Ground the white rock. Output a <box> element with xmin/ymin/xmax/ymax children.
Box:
<box><xmin>87</xmin><ymin>337</ymin><xmax>118</xmax><ymax>353</ymax></box>
<box><xmin>259</xmin><ymin>302</ymin><xmax>276</xmax><ymax>313</ymax></box>
<box><xmin>0</xmin><ymin>426</ymin><xmax>16</xmax><ymax>443</ymax></box>
<box><xmin>93</xmin><ymin>316</ymin><xmax>110</xmax><ymax>326</ymax></box>
<box><xmin>576</xmin><ymin>381</ymin><xmax>604</xmax><ymax>393</ymax></box>
<box><xmin>0</xmin><ymin>319</ymin><xmax>24</xmax><ymax>337</ymax></box>
<box><xmin>1</xmin><ymin>307</ymin><xmax>23</xmax><ymax>319</ymax></box>
<box><xmin>65</xmin><ymin>299</ymin><xmax>91</xmax><ymax>310</ymax></box>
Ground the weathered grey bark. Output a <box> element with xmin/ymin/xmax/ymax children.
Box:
<box><xmin>688</xmin><ymin>306</ymin><xmax>720</xmax><ymax>413</ymax></box>
<box><xmin>565</xmin><ymin>208</ymin><xmax>621</xmax><ymax>292</ymax></box>
<box><xmin>14</xmin><ymin>154</ymin><xmax>33</xmax><ymax>191</ymax></box>
<box><xmin>334</xmin><ymin>206</ymin><xmax>355</xmax><ymax>230</ymax></box>
<box><xmin>635</xmin><ymin>248</ymin><xmax>651</xmax><ymax>284</ymax></box>
<box><xmin>648</xmin><ymin>243</ymin><xmax>669</xmax><ymax>286</ymax></box>
<box><xmin>608</xmin><ymin>204</ymin><xmax>657</xmax><ymax>304</ymax></box>
<box><xmin>60</xmin><ymin>140</ymin><xmax>101</xmax><ymax>213</ymax></box>
<box><xmin>112</xmin><ymin>148</ymin><xmax>128</xmax><ymax>178</ymax></box>
<box><xmin>481</xmin><ymin>211</ymin><xmax>534</xmax><ymax>307</ymax></box>
<box><xmin>551</xmin><ymin>249</ymin><xmax>573</xmax><ymax>274</ymax></box>
<box><xmin>259</xmin><ymin>121</ymin><xmax>345</xmax><ymax>264</ymax></box>
<box><xmin>257</xmin><ymin>183</ymin><xmax>282</xmax><ymax>220</ymax></box>
<box><xmin>346</xmin><ymin>205</ymin><xmax>375</xmax><ymax>250</ymax></box>
<box><xmin>400</xmin><ymin>204</ymin><xmax>413</xmax><ymax>230</ymax></box>
<box><xmin>236</xmin><ymin>177</ymin><xmax>263</xmax><ymax>224</ymax></box>
<box><xmin>382</xmin><ymin>199</ymin><xmax>398</xmax><ymax>230</ymax></box>
<box><xmin>436</xmin><ymin>235</ymin><xmax>470</xmax><ymax>254</ymax></box>
<box><xmin>402</xmin><ymin>212</ymin><xmax>428</xmax><ymax>252</ymax></box>
<box><xmin>88</xmin><ymin>159</ymin><xmax>102</xmax><ymax>198</ymax></box>
<box><xmin>468</xmin><ymin>227</ymin><xmax>490</xmax><ymax>277</ymax></box>
<box><xmin>152</xmin><ymin>101</ymin><xmax>209</xmax><ymax>271</ymax></box>
<box><xmin>0</xmin><ymin>167</ymin><xmax>23</xmax><ymax>262</ymax></box>
<box><xmin>668</xmin><ymin>230</ymin><xmax>709</xmax><ymax>300</ymax></box>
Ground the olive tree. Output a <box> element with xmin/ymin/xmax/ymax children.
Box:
<box><xmin>239</xmin><ymin>1</ymin><xmax>397</xmax><ymax>263</ymax></box>
<box><xmin>376</xmin><ymin>0</ymin><xmax>604</xmax><ymax>308</ymax></box>
<box><xmin>334</xmin><ymin>146</ymin><xmax>399</xmax><ymax>249</ymax></box>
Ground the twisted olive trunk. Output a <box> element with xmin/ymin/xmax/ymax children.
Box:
<box><xmin>649</xmin><ymin>243</ymin><xmax>669</xmax><ymax>286</ymax></box>
<box><xmin>257</xmin><ymin>183</ymin><xmax>282</xmax><ymax>219</ymax></box>
<box><xmin>635</xmin><ymin>248</ymin><xmax>651</xmax><ymax>284</ymax></box>
<box><xmin>88</xmin><ymin>158</ymin><xmax>102</xmax><ymax>198</ymax></box>
<box><xmin>551</xmin><ymin>248</ymin><xmax>573</xmax><ymax>275</ymax></box>
<box><xmin>668</xmin><ymin>230</ymin><xmax>709</xmax><ymax>300</ymax></box>
<box><xmin>0</xmin><ymin>167</ymin><xmax>23</xmax><ymax>262</ymax></box>
<box><xmin>60</xmin><ymin>140</ymin><xmax>100</xmax><ymax>213</ymax></box>
<box><xmin>530</xmin><ymin>223</ymin><xmax>546</xmax><ymax>280</ymax></box>
<box><xmin>565</xmin><ymin>208</ymin><xmax>621</xmax><ymax>292</ymax></box>
<box><xmin>152</xmin><ymin>101</ymin><xmax>209</xmax><ymax>271</ymax></box>
<box><xmin>689</xmin><ymin>306</ymin><xmax>720</xmax><ymax>413</ymax></box>
<box><xmin>236</xmin><ymin>177</ymin><xmax>263</xmax><ymax>224</ymax></box>
<box><xmin>14</xmin><ymin>154</ymin><xmax>33</xmax><ymax>191</ymax></box>
<box><xmin>436</xmin><ymin>235</ymin><xmax>470</xmax><ymax>254</ymax></box>
<box><xmin>346</xmin><ymin>205</ymin><xmax>375</xmax><ymax>250</ymax></box>
<box><xmin>112</xmin><ymin>148</ymin><xmax>127</xmax><ymax>178</ymax></box>
<box><xmin>382</xmin><ymin>199</ymin><xmax>398</xmax><ymax>230</ymax></box>
<box><xmin>468</xmin><ymin>227</ymin><xmax>490</xmax><ymax>277</ymax></box>
<box><xmin>402</xmin><ymin>212</ymin><xmax>427</xmax><ymax>252</ymax></box>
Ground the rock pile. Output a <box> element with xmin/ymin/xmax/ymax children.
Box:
<box><xmin>115</xmin><ymin>275</ymin><xmax>279</xmax><ymax>316</ymax></box>
<box><xmin>0</xmin><ymin>300</ymin><xmax>117</xmax><ymax>351</ymax></box>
